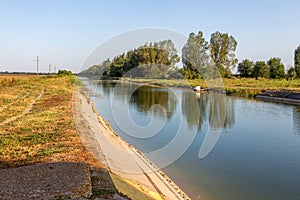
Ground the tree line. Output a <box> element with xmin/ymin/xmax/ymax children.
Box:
<box><xmin>79</xmin><ymin>40</ymin><xmax>180</xmax><ymax>79</ymax></box>
<box><xmin>237</xmin><ymin>46</ymin><xmax>300</xmax><ymax>80</ymax></box>
<box><xmin>79</xmin><ymin>31</ymin><xmax>300</xmax><ymax>80</ymax></box>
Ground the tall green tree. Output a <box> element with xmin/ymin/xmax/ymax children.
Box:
<box><xmin>237</xmin><ymin>59</ymin><xmax>254</xmax><ymax>77</ymax></box>
<box><xmin>294</xmin><ymin>45</ymin><xmax>300</xmax><ymax>78</ymax></box>
<box><xmin>209</xmin><ymin>31</ymin><xmax>238</xmax><ymax>77</ymax></box>
<box><xmin>287</xmin><ymin>67</ymin><xmax>297</xmax><ymax>80</ymax></box>
<box><xmin>158</xmin><ymin>39</ymin><xmax>180</xmax><ymax>67</ymax></box>
<box><xmin>252</xmin><ymin>61</ymin><xmax>270</xmax><ymax>79</ymax></box>
<box><xmin>268</xmin><ymin>57</ymin><xmax>286</xmax><ymax>79</ymax></box>
<box><xmin>181</xmin><ymin>31</ymin><xmax>209</xmax><ymax>79</ymax></box>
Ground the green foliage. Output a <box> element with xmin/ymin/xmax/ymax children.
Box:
<box><xmin>237</xmin><ymin>58</ymin><xmax>286</xmax><ymax>80</ymax></box>
<box><xmin>127</xmin><ymin>78</ymin><xmax>300</xmax><ymax>97</ymax></box>
<box><xmin>287</xmin><ymin>67</ymin><xmax>297</xmax><ymax>80</ymax></box>
<box><xmin>57</xmin><ymin>70</ymin><xmax>73</xmax><ymax>76</ymax></box>
<box><xmin>294</xmin><ymin>45</ymin><xmax>300</xmax><ymax>78</ymax></box>
<box><xmin>178</xmin><ymin>68</ymin><xmax>201</xmax><ymax>79</ymax></box>
<box><xmin>237</xmin><ymin>59</ymin><xmax>254</xmax><ymax>77</ymax></box>
<box><xmin>80</xmin><ymin>31</ymin><xmax>239</xmax><ymax>80</ymax></box>
<box><xmin>79</xmin><ymin>30</ymin><xmax>299</xmax><ymax>81</ymax></box>
<box><xmin>181</xmin><ymin>31</ymin><xmax>238</xmax><ymax>79</ymax></box>
<box><xmin>252</xmin><ymin>61</ymin><xmax>270</xmax><ymax>79</ymax></box>
<box><xmin>181</xmin><ymin>31</ymin><xmax>208</xmax><ymax>79</ymax></box>
<box><xmin>268</xmin><ymin>57</ymin><xmax>286</xmax><ymax>79</ymax></box>
<box><xmin>209</xmin><ymin>31</ymin><xmax>238</xmax><ymax>77</ymax></box>
<box><xmin>69</xmin><ymin>76</ymin><xmax>76</xmax><ymax>84</ymax></box>
<box><xmin>79</xmin><ymin>59</ymin><xmax>111</xmax><ymax>78</ymax></box>
<box><xmin>69</xmin><ymin>76</ymin><xmax>83</xmax><ymax>86</ymax></box>
<box><xmin>81</xmin><ymin>40</ymin><xmax>180</xmax><ymax>79</ymax></box>
<box><xmin>108</xmin><ymin>40</ymin><xmax>180</xmax><ymax>78</ymax></box>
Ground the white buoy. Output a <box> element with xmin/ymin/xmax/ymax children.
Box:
<box><xmin>194</xmin><ymin>86</ymin><xmax>201</xmax><ymax>92</ymax></box>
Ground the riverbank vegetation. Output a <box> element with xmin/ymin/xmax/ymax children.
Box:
<box><xmin>123</xmin><ymin>77</ymin><xmax>300</xmax><ymax>97</ymax></box>
<box><xmin>79</xmin><ymin>40</ymin><xmax>180</xmax><ymax>79</ymax></box>
<box><xmin>79</xmin><ymin>30</ymin><xmax>300</xmax><ymax>97</ymax></box>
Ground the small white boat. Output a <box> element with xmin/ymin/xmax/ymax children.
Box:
<box><xmin>193</xmin><ymin>86</ymin><xmax>201</xmax><ymax>92</ymax></box>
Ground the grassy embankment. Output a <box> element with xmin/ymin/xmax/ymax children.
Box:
<box><xmin>126</xmin><ymin>78</ymin><xmax>300</xmax><ymax>97</ymax></box>
<box><xmin>0</xmin><ymin>74</ymin><xmax>100</xmax><ymax>168</ymax></box>
<box><xmin>0</xmin><ymin>75</ymin><xmax>163</xmax><ymax>200</ymax></box>
<box><xmin>0</xmin><ymin>75</ymin><xmax>120</xmax><ymax>199</ymax></box>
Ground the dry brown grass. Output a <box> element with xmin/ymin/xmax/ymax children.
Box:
<box><xmin>0</xmin><ymin>75</ymin><xmax>134</xmax><ymax>199</ymax></box>
<box><xmin>0</xmin><ymin>75</ymin><xmax>100</xmax><ymax>169</ymax></box>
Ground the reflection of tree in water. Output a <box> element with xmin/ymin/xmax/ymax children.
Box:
<box><xmin>209</xmin><ymin>93</ymin><xmax>226</xmax><ymax>129</ymax></box>
<box><xmin>102</xmin><ymin>80</ymin><xmax>236</xmax><ymax>130</ymax></box>
<box><xmin>182</xmin><ymin>92</ymin><xmax>236</xmax><ymax>130</ymax></box>
<box><xmin>99</xmin><ymin>81</ymin><xmax>116</xmax><ymax>97</ymax></box>
<box><xmin>224</xmin><ymin>97</ymin><xmax>235</xmax><ymax>129</ymax></box>
<box><xmin>100</xmin><ymin>81</ymin><xmax>138</xmax><ymax>104</ymax></box>
<box><xmin>181</xmin><ymin>91</ymin><xmax>201</xmax><ymax>129</ymax></box>
<box><xmin>293</xmin><ymin>108</ymin><xmax>300</xmax><ymax>135</ymax></box>
<box><xmin>208</xmin><ymin>93</ymin><xmax>235</xmax><ymax>129</ymax></box>
<box><xmin>130</xmin><ymin>86</ymin><xmax>177</xmax><ymax>119</ymax></box>
<box><xmin>198</xmin><ymin>94</ymin><xmax>209</xmax><ymax>129</ymax></box>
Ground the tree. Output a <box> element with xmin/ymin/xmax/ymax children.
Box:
<box><xmin>160</xmin><ymin>39</ymin><xmax>180</xmax><ymax>67</ymax></box>
<box><xmin>287</xmin><ymin>67</ymin><xmax>297</xmax><ymax>80</ymax></box>
<box><xmin>294</xmin><ymin>45</ymin><xmax>300</xmax><ymax>78</ymax></box>
<box><xmin>209</xmin><ymin>31</ymin><xmax>238</xmax><ymax>77</ymax></box>
<box><xmin>252</xmin><ymin>61</ymin><xmax>270</xmax><ymax>79</ymax></box>
<box><xmin>237</xmin><ymin>59</ymin><xmax>254</xmax><ymax>77</ymax></box>
<box><xmin>181</xmin><ymin>31</ymin><xmax>209</xmax><ymax>79</ymax></box>
<box><xmin>268</xmin><ymin>57</ymin><xmax>286</xmax><ymax>79</ymax></box>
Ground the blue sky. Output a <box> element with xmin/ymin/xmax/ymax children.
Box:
<box><xmin>0</xmin><ymin>0</ymin><xmax>299</xmax><ymax>72</ymax></box>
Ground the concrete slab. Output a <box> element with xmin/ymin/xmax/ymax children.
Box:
<box><xmin>0</xmin><ymin>162</ymin><xmax>91</xmax><ymax>200</ymax></box>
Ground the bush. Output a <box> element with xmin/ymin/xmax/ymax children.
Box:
<box><xmin>57</xmin><ymin>70</ymin><xmax>73</xmax><ymax>76</ymax></box>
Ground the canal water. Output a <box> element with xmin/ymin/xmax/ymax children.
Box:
<box><xmin>82</xmin><ymin>78</ymin><xmax>300</xmax><ymax>200</ymax></box>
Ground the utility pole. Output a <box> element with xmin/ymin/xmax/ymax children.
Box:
<box><xmin>49</xmin><ymin>62</ymin><xmax>51</xmax><ymax>74</ymax></box>
<box><xmin>35</xmin><ymin>56</ymin><xmax>40</xmax><ymax>76</ymax></box>
<box><xmin>54</xmin><ymin>66</ymin><xmax>57</xmax><ymax>74</ymax></box>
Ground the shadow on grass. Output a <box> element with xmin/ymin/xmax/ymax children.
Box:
<box><xmin>0</xmin><ymin>160</ymin><xmax>15</xmax><ymax>170</ymax></box>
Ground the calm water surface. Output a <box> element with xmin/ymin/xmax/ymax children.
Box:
<box><xmin>83</xmin><ymin>78</ymin><xmax>300</xmax><ymax>200</ymax></box>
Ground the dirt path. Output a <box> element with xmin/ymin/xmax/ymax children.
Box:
<box><xmin>0</xmin><ymin>89</ymin><xmax>33</xmax><ymax>113</ymax></box>
<box><xmin>0</xmin><ymin>88</ymin><xmax>45</xmax><ymax>126</ymax></box>
<box><xmin>74</xmin><ymin>91</ymin><xmax>190</xmax><ymax>200</ymax></box>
